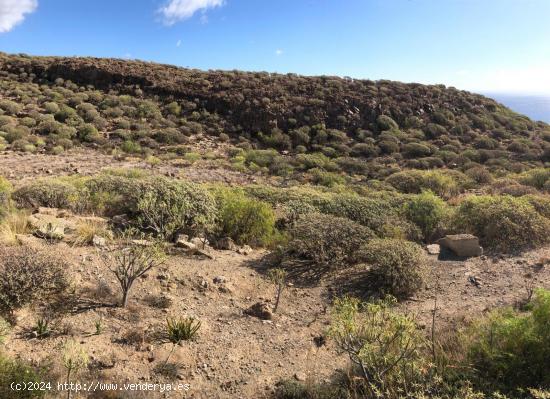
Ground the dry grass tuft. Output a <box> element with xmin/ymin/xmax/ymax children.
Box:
<box><xmin>0</xmin><ymin>209</ymin><xmax>31</xmax><ymax>245</ymax></box>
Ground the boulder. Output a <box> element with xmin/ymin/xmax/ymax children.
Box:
<box><xmin>438</xmin><ymin>234</ymin><xmax>483</xmax><ymax>257</ymax></box>
<box><xmin>28</xmin><ymin>214</ymin><xmax>66</xmax><ymax>240</ymax></box>
<box><xmin>244</xmin><ymin>302</ymin><xmax>272</xmax><ymax>320</ymax></box>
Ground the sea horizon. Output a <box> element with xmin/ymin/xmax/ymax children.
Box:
<box><xmin>483</xmin><ymin>92</ymin><xmax>550</xmax><ymax>123</ymax></box>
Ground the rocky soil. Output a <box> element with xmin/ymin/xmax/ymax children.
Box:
<box><xmin>2</xmin><ymin>150</ymin><xmax>550</xmax><ymax>398</ymax></box>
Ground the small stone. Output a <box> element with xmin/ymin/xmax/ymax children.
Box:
<box><xmin>245</xmin><ymin>302</ymin><xmax>272</xmax><ymax>320</ymax></box>
<box><xmin>426</xmin><ymin>244</ymin><xmax>440</xmax><ymax>255</ymax></box>
<box><xmin>237</xmin><ymin>245</ymin><xmax>252</xmax><ymax>255</ymax></box>
<box><xmin>294</xmin><ymin>372</ymin><xmax>307</xmax><ymax>382</ymax></box>
<box><xmin>218</xmin><ymin>284</ymin><xmax>234</xmax><ymax>294</ymax></box>
<box><xmin>92</xmin><ymin>235</ymin><xmax>106</xmax><ymax>247</ymax></box>
<box><xmin>213</xmin><ymin>276</ymin><xmax>227</xmax><ymax>284</ymax></box>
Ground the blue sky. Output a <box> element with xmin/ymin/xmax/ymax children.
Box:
<box><xmin>1</xmin><ymin>0</ymin><xmax>550</xmax><ymax>94</ymax></box>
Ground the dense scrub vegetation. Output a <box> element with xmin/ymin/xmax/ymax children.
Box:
<box><xmin>1</xmin><ymin>52</ymin><xmax>549</xmax><ymax>184</ymax></box>
<box><xmin>1</xmin><ymin>52</ymin><xmax>550</xmax><ymax>398</ymax></box>
<box><xmin>9</xmin><ymin>170</ymin><xmax>550</xmax><ymax>256</ymax></box>
<box><xmin>276</xmin><ymin>290</ymin><xmax>550</xmax><ymax>399</ymax></box>
<box><xmin>2</xmin><ymin>170</ymin><xmax>550</xmax><ymax>397</ymax></box>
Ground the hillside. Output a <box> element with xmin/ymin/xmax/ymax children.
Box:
<box><xmin>1</xmin><ymin>53</ymin><xmax>550</xmax><ymax>399</ymax></box>
<box><xmin>1</xmin><ymin>53</ymin><xmax>549</xmax><ymax>183</ymax></box>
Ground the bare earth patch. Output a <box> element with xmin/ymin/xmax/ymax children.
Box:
<box><xmin>0</xmin><ymin>148</ymin><xmax>265</xmax><ymax>187</ymax></box>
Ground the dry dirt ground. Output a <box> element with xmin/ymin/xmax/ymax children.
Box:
<box><xmin>2</xmin><ymin>150</ymin><xmax>550</xmax><ymax>398</ymax></box>
<box><xmin>6</xmin><ymin>234</ymin><xmax>339</xmax><ymax>399</ymax></box>
<box><xmin>0</xmin><ymin>147</ymin><xmax>265</xmax><ymax>187</ymax></box>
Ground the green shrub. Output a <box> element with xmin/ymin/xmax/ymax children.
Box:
<box><xmin>213</xmin><ymin>189</ymin><xmax>275</xmax><ymax>246</ymax></box>
<box><xmin>79</xmin><ymin>174</ymin><xmax>142</xmax><ymax>215</ymax></box>
<box><xmin>386</xmin><ymin>170</ymin><xmax>469</xmax><ymax>198</ymax></box>
<box><xmin>465</xmin><ymin>166</ymin><xmax>494</xmax><ymax>185</ymax></box>
<box><xmin>329</xmin><ymin>296</ymin><xmax>427</xmax><ymax>396</ymax></box>
<box><xmin>43</xmin><ymin>101</ymin><xmax>60</xmax><ymax>114</ymax></box>
<box><xmin>166</xmin><ymin>317</ymin><xmax>201</xmax><ymax>343</ymax></box>
<box><xmin>405</xmin><ymin>191</ymin><xmax>449</xmax><ymax>241</ymax></box>
<box><xmin>295</xmin><ymin>152</ymin><xmax>338</xmax><ymax>171</ymax></box>
<box><xmin>0</xmin><ymin>99</ymin><xmax>22</xmax><ymax>115</ymax></box>
<box><xmin>0</xmin><ymin>247</ymin><xmax>69</xmax><ymax>315</ymax></box>
<box><xmin>517</xmin><ymin>168</ymin><xmax>550</xmax><ymax>190</ymax></box>
<box><xmin>377</xmin><ymin>115</ymin><xmax>399</xmax><ymax>131</ymax></box>
<box><xmin>309</xmin><ymin>168</ymin><xmax>346</xmax><ymax>187</ymax></box>
<box><xmin>403</xmin><ymin>142</ymin><xmax>432</xmax><ymax>157</ymax></box>
<box><xmin>244</xmin><ymin>149</ymin><xmax>279</xmax><ymax>167</ymax></box>
<box><xmin>525</xmin><ymin>194</ymin><xmax>550</xmax><ymax>219</ymax></box>
<box><xmin>361</xmin><ymin>239</ymin><xmax>425</xmax><ymax>298</ymax></box>
<box><xmin>454</xmin><ymin>195</ymin><xmax>550</xmax><ymax>252</ymax></box>
<box><xmin>286</xmin><ymin>213</ymin><xmax>374</xmax><ymax>269</ymax></box>
<box><xmin>77</xmin><ymin>123</ymin><xmax>99</xmax><ymax>142</ymax></box>
<box><xmin>12</xmin><ymin>179</ymin><xmax>79</xmax><ymax>209</ymax></box>
<box><xmin>0</xmin><ymin>354</ymin><xmax>46</xmax><ymax>398</ymax></box>
<box><xmin>278</xmin><ymin>199</ymin><xmax>318</xmax><ymax>228</ymax></box>
<box><xmin>134</xmin><ymin>177</ymin><xmax>217</xmax><ymax>239</ymax></box>
<box><xmin>0</xmin><ymin>176</ymin><xmax>11</xmax><ymax>218</ymax></box>
<box><xmin>275</xmin><ymin>379</ymin><xmax>348</xmax><ymax>399</ymax></box>
<box><xmin>465</xmin><ymin>289</ymin><xmax>550</xmax><ymax>392</ymax></box>
<box><xmin>315</xmin><ymin>193</ymin><xmax>416</xmax><ymax>239</ymax></box>
<box><xmin>121</xmin><ymin>140</ymin><xmax>141</xmax><ymax>154</ymax></box>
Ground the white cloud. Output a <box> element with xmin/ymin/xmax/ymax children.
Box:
<box><xmin>275</xmin><ymin>49</ymin><xmax>283</xmax><ymax>56</ymax></box>
<box><xmin>158</xmin><ymin>0</ymin><xmax>224</xmax><ymax>26</ymax></box>
<box><xmin>176</xmin><ymin>39</ymin><xmax>182</xmax><ymax>47</ymax></box>
<box><xmin>0</xmin><ymin>0</ymin><xmax>37</xmax><ymax>33</ymax></box>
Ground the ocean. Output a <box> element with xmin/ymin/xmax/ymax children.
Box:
<box><xmin>483</xmin><ymin>93</ymin><xmax>550</xmax><ymax>123</ymax></box>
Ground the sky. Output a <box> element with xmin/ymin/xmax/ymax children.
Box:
<box><xmin>1</xmin><ymin>0</ymin><xmax>550</xmax><ymax>95</ymax></box>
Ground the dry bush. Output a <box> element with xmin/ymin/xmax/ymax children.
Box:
<box><xmin>12</xmin><ymin>179</ymin><xmax>79</xmax><ymax>209</ymax></box>
<box><xmin>362</xmin><ymin>239</ymin><xmax>426</xmax><ymax>298</ymax></box>
<box><xmin>69</xmin><ymin>218</ymin><xmax>112</xmax><ymax>247</ymax></box>
<box><xmin>0</xmin><ymin>209</ymin><xmax>31</xmax><ymax>245</ymax></box>
<box><xmin>0</xmin><ymin>247</ymin><xmax>69</xmax><ymax>316</ymax></box>
<box><xmin>285</xmin><ymin>213</ymin><xmax>374</xmax><ymax>269</ymax></box>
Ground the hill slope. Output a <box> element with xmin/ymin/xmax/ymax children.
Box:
<box><xmin>0</xmin><ymin>53</ymin><xmax>549</xmax><ymax>179</ymax></box>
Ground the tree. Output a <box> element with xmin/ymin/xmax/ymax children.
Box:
<box><xmin>99</xmin><ymin>230</ymin><xmax>165</xmax><ymax>307</ymax></box>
